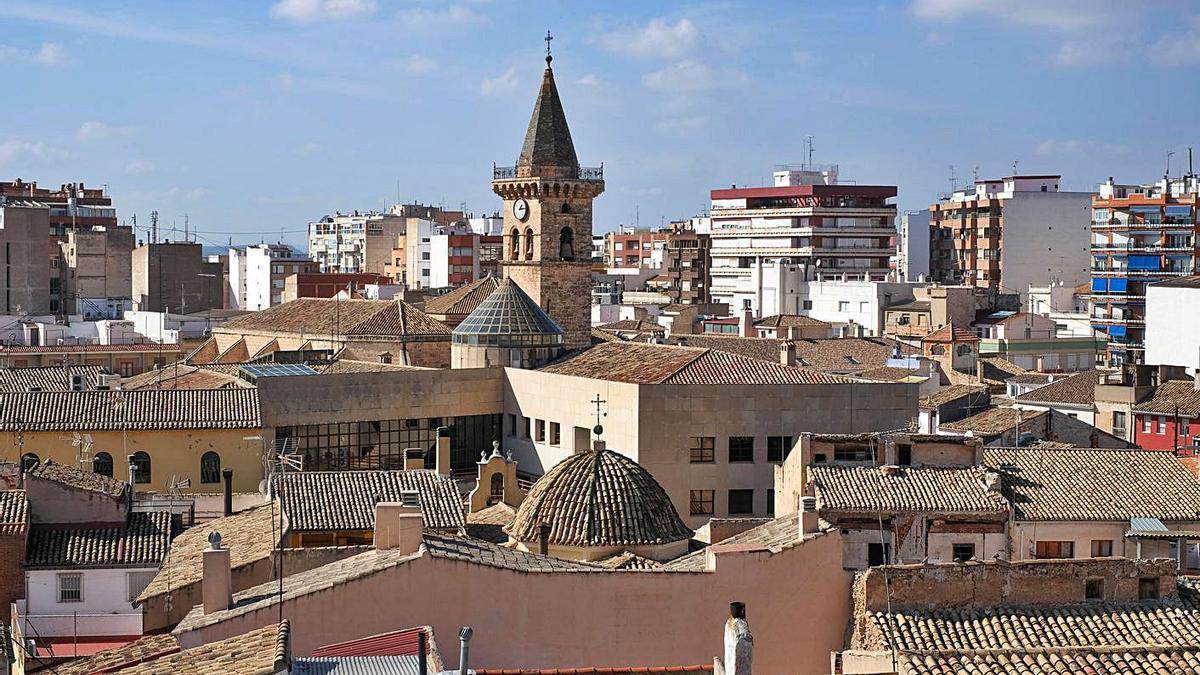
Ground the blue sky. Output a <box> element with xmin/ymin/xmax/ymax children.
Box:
<box><xmin>2</xmin><ymin>0</ymin><xmax>1199</xmax><ymax>249</ymax></box>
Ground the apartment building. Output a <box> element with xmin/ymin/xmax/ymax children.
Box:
<box><xmin>1091</xmin><ymin>174</ymin><xmax>1200</xmax><ymax>366</ymax></box>
<box><xmin>131</xmin><ymin>241</ymin><xmax>223</xmax><ymax>313</ymax></box>
<box><xmin>0</xmin><ymin>205</ymin><xmax>51</xmax><ymax>315</ymax></box>
<box><xmin>929</xmin><ymin>174</ymin><xmax>1091</xmax><ymax>303</ymax></box>
<box><xmin>281</xmin><ymin>272</ymin><xmax>393</xmax><ymax>302</ymax></box>
<box><xmin>308</xmin><ymin>211</ymin><xmax>405</xmax><ymax>276</ymax></box>
<box><xmin>228</xmin><ymin>243</ymin><xmax>315</xmax><ymax>310</ymax></box>
<box><xmin>662</xmin><ymin>219</ymin><xmax>712</xmax><ymax>305</ymax></box>
<box><xmin>898</xmin><ymin>209</ymin><xmax>930</xmax><ymax>281</ymax></box>
<box><xmin>606</xmin><ymin>227</ymin><xmax>670</xmax><ymax>269</ymax></box>
<box><xmin>60</xmin><ymin>227</ymin><xmax>134</xmax><ymax>318</ymax></box>
<box><xmin>706</xmin><ymin>164</ymin><xmax>897</xmax><ymax>316</ymax></box>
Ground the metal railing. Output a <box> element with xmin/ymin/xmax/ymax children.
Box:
<box><xmin>492</xmin><ymin>164</ymin><xmax>604</xmax><ymax>181</ymax></box>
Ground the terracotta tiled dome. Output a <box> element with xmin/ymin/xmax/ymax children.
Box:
<box><xmin>506</xmin><ymin>447</ymin><xmax>693</xmax><ymax>548</ymax></box>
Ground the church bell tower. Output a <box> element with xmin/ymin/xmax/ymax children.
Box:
<box><xmin>492</xmin><ymin>33</ymin><xmax>604</xmax><ymax>349</ymax></box>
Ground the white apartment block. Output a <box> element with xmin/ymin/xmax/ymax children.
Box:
<box><xmin>706</xmin><ymin>164</ymin><xmax>898</xmax><ymax>316</ymax></box>
<box><xmin>898</xmin><ymin>210</ymin><xmax>930</xmax><ymax>282</ymax></box>
<box><xmin>307</xmin><ymin>211</ymin><xmax>405</xmax><ymax>275</ymax></box>
<box><xmin>228</xmin><ymin>243</ymin><xmax>313</xmax><ymax>310</ymax></box>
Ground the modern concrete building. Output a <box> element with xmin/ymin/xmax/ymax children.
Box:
<box><xmin>897</xmin><ymin>209</ymin><xmax>930</xmax><ymax>282</ymax></box>
<box><xmin>493</xmin><ymin>53</ymin><xmax>603</xmax><ymax>349</ymax></box>
<box><xmin>0</xmin><ymin>205</ymin><xmax>51</xmax><ymax>315</ymax></box>
<box><xmin>929</xmin><ymin>174</ymin><xmax>1091</xmax><ymax>303</ymax></box>
<box><xmin>131</xmin><ymin>241</ymin><xmax>223</xmax><ymax>313</ymax></box>
<box><xmin>662</xmin><ymin>219</ymin><xmax>711</xmax><ymax>305</ymax></box>
<box><xmin>705</xmin><ymin>164</ymin><xmax>898</xmax><ymax>316</ymax></box>
<box><xmin>1091</xmin><ymin>175</ymin><xmax>1200</xmax><ymax>366</ymax></box>
<box><xmin>308</xmin><ymin>211</ymin><xmax>406</xmax><ymax>276</ymax></box>
<box><xmin>228</xmin><ymin>243</ymin><xmax>315</xmax><ymax>310</ymax></box>
<box><xmin>60</xmin><ymin>226</ymin><xmax>134</xmax><ymax>318</ymax></box>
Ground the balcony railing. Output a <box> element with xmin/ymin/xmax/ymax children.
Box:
<box><xmin>492</xmin><ymin>164</ymin><xmax>604</xmax><ymax>181</ymax></box>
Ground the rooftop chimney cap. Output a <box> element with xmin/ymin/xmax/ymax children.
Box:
<box><xmin>207</xmin><ymin>531</ymin><xmax>222</xmax><ymax>550</ymax></box>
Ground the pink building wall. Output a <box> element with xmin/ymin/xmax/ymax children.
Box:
<box><xmin>178</xmin><ymin>530</ymin><xmax>850</xmax><ymax>673</ymax></box>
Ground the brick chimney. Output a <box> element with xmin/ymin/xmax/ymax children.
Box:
<box><xmin>739</xmin><ymin>302</ymin><xmax>755</xmax><ymax>338</ymax></box>
<box><xmin>799</xmin><ymin>495</ymin><xmax>819</xmax><ymax>539</ymax></box>
<box><xmin>202</xmin><ymin>531</ymin><xmax>232</xmax><ymax>615</ymax></box>
<box><xmin>374</xmin><ymin>500</ymin><xmax>424</xmax><ymax>554</ymax></box>
<box><xmin>435</xmin><ymin>427</ymin><xmax>451</xmax><ymax>476</ymax></box>
<box><xmin>779</xmin><ymin>341</ymin><xmax>796</xmax><ymax>367</ymax></box>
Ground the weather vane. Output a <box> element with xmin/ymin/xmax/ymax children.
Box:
<box><xmin>545</xmin><ymin>29</ymin><xmax>553</xmax><ymax>65</ymax></box>
<box><xmin>591</xmin><ymin>394</ymin><xmax>606</xmax><ymax>437</ymax></box>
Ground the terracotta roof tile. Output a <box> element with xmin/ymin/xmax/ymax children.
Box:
<box><xmin>424</xmin><ymin>276</ymin><xmax>501</xmax><ymax>316</ymax></box>
<box><xmin>854</xmin><ymin>366</ymin><xmax>926</xmax><ymax>382</ymax></box>
<box><xmin>984</xmin><ymin>446</ymin><xmax>1200</xmax><ymax>521</ymax></box>
<box><xmin>279</xmin><ymin>470</ymin><xmax>465</xmax><ymax>532</ymax></box>
<box><xmin>0</xmin><ymin>490</ymin><xmax>27</xmax><ymax>535</ymax></box>
<box><xmin>593</xmin><ymin>550</ymin><xmax>664</xmax><ymax>570</ymax></box>
<box><xmin>811</xmin><ymin>465</ymin><xmax>1007</xmax><ymax>514</ymax></box>
<box><xmin>26</xmin><ymin>511</ymin><xmax>173</xmax><ymax>568</ymax></box>
<box><xmin>541</xmin><ymin>342</ymin><xmax>847</xmax><ymax>385</ymax></box>
<box><xmin>939</xmin><ymin>406</ymin><xmax>1031</xmax><ymax>436</ymax></box>
<box><xmin>118</xmin><ymin>365</ymin><xmax>244</xmax><ymax>390</ymax></box>
<box><xmin>0</xmin><ymin>388</ymin><xmax>260</xmax><ymax>431</ymax></box>
<box><xmin>923</xmin><ymin>321</ymin><xmax>980</xmax><ymax>343</ymax></box>
<box><xmin>476</xmin><ymin>668</ymin><xmax>713</xmax><ymax>674</ymax></box>
<box><xmin>1134</xmin><ymin>380</ymin><xmax>1200</xmax><ymax>417</ymax></box>
<box><xmin>920</xmin><ymin>384</ymin><xmax>988</xmax><ymax>409</ymax></box>
<box><xmin>27</xmin><ymin>459</ymin><xmax>129</xmax><ymax>498</ymax></box>
<box><xmin>117</xmin><ymin>622</ymin><xmax>288</xmax><ymax>675</ymax></box>
<box><xmin>754</xmin><ymin>314</ymin><xmax>830</xmax><ymax>328</ymax></box>
<box><xmin>1014</xmin><ymin>369</ymin><xmax>1103</xmax><ymax>406</ymax></box>
<box><xmin>901</xmin><ymin>649</ymin><xmax>1200</xmax><ymax>674</ymax></box>
<box><xmin>596</xmin><ymin>319</ymin><xmax>665</xmax><ymax>333</ymax></box>
<box><xmin>217</xmin><ymin>298</ymin><xmax>448</xmax><ymax>339</ymax></box>
<box><xmin>0</xmin><ymin>365</ymin><xmax>104</xmax><ymax>392</ymax></box>
<box><xmin>507</xmin><ymin>448</ymin><xmax>692</xmax><ymax>548</ymax></box>
<box><xmin>44</xmin><ymin>632</ymin><xmax>181</xmax><ymax>675</ymax></box>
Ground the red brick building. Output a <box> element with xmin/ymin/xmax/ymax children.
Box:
<box><xmin>0</xmin><ymin>490</ymin><xmax>28</xmax><ymax>621</ymax></box>
<box><xmin>283</xmin><ymin>273</ymin><xmax>394</xmax><ymax>301</ymax></box>
<box><xmin>1132</xmin><ymin>380</ymin><xmax>1200</xmax><ymax>452</ymax></box>
<box><xmin>605</xmin><ymin>228</ymin><xmax>670</xmax><ymax>268</ymax></box>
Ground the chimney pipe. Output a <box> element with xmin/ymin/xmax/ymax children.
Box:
<box><xmin>780</xmin><ymin>340</ymin><xmax>796</xmax><ymax>367</ymax></box>
<box><xmin>722</xmin><ymin>602</ymin><xmax>752</xmax><ymax>675</ymax></box>
<box><xmin>739</xmin><ymin>303</ymin><xmax>754</xmax><ymax>338</ymax></box>
<box><xmin>800</xmin><ymin>495</ymin><xmax>819</xmax><ymax>538</ymax></box>
<box><xmin>537</xmin><ymin>522</ymin><xmax>551</xmax><ymax>555</ymax></box>
<box><xmin>458</xmin><ymin>627</ymin><xmax>473</xmax><ymax>675</ymax></box>
<box><xmin>222</xmin><ymin>468</ymin><xmax>233</xmax><ymax>517</ymax></box>
<box><xmin>436</xmin><ymin>426</ymin><xmax>451</xmax><ymax>476</ymax></box>
<box><xmin>418</xmin><ymin>630</ymin><xmax>428</xmax><ymax>675</ymax></box>
<box><xmin>201</xmin><ymin>531</ymin><xmax>232</xmax><ymax>615</ymax></box>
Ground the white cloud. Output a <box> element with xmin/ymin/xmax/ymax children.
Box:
<box><xmin>1150</xmin><ymin>27</ymin><xmax>1200</xmax><ymax>66</ymax></box>
<box><xmin>75</xmin><ymin>120</ymin><xmax>135</xmax><ymax>142</ymax></box>
<box><xmin>401</xmin><ymin>55</ymin><xmax>436</xmax><ymax>75</ymax></box>
<box><xmin>576</xmin><ymin>74</ymin><xmax>598</xmax><ymax>86</ymax></box>
<box><xmin>1052</xmin><ymin>39</ymin><xmax>1125</xmax><ymax>67</ymax></box>
<box><xmin>654</xmin><ymin>116</ymin><xmax>708</xmax><ymax>136</ymax></box>
<box><xmin>124</xmin><ymin>159</ymin><xmax>156</xmax><ymax>175</ymax></box>
<box><xmin>597</xmin><ymin>18</ymin><xmax>701</xmax><ymax>59</ymax></box>
<box><xmin>1035</xmin><ymin>139</ymin><xmax>1124</xmax><ymax>156</ymax></box>
<box><xmin>480</xmin><ymin>66</ymin><xmax>519</xmax><ymax>97</ymax></box>
<box><xmin>0</xmin><ymin>41</ymin><xmax>68</xmax><ymax>67</ymax></box>
<box><xmin>398</xmin><ymin>5</ymin><xmax>486</xmax><ymax>29</ymax></box>
<box><xmin>269</xmin><ymin>0</ymin><xmax>377</xmax><ymax>23</ymax></box>
<box><xmin>642</xmin><ymin>59</ymin><xmax>748</xmax><ymax>94</ymax></box>
<box><xmin>791</xmin><ymin>50</ymin><xmax>816</xmax><ymax>65</ymax></box>
<box><xmin>911</xmin><ymin>0</ymin><xmax>1126</xmax><ymax>31</ymax></box>
<box><xmin>160</xmin><ymin>186</ymin><xmax>211</xmax><ymax>202</ymax></box>
<box><xmin>0</xmin><ymin>139</ymin><xmax>67</xmax><ymax>168</ymax></box>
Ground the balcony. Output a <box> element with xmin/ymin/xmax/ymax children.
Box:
<box><xmin>492</xmin><ymin>164</ymin><xmax>604</xmax><ymax>181</ymax></box>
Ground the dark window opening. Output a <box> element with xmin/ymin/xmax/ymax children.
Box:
<box><xmin>92</xmin><ymin>452</ymin><xmax>113</xmax><ymax>477</ymax></box>
<box><xmin>200</xmin><ymin>452</ymin><xmax>221</xmax><ymax>484</ymax></box>
<box><xmin>729</xmin><ymin>437</ymin><xmax>754</xmax><ymax>463</ymax></box>
<box><xmin>727</xmin><ymin>489</ymin><xmax>754</xmax><ymax>515</ymax></box>
<box><xmin>131</xmin><ymin>451</ymin><xmax>152</xmax><ymax>484</ymax></box>
<box><xmin>767</xmin><ymin>436</ymin><xmax>793</xmax><ymax>463</ymax></box>
<box><xmin>952</xmin><ymin>543</ymin><xmax>975</xmax><ymax>562</ymax></box>
<box><xmin>1085</xmin><ymin>578</ymin><xmax>1104</xmax><ymax>601</ymax></box>
<box><xmin>868</xmin><ymin>542</ymin><xmax>891</xmax><ymax>567</ymax></box>
<box><xmin>1139</xmin><ymin>576</ymin><xmax>1160</xmax><ymax>600</ymax></box>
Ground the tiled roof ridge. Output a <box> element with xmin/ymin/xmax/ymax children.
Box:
<box><xmin>28</xmin><ymin>458</ymin><xmax>129</xmax><ymax>498</ymax></box>
<box><xmin>659</xmin><ymin>347</ymin><xmax>709</xmax><ymax>384</ymax></box>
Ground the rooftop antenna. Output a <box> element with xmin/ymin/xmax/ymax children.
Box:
<box><xmin>184</xmin><ymin>213</ymin><xmax>190</xmax><ymax>242</ymax></box>
<box><xmin>972</xmin><ymin>165</ymin><xmax>980</xmax><ymax>184</ymax></box>
<box><xmin>1167</xmin><ymin>151</ymin><xmax>1176</xmax><ymax>178</ymax></box>
<box><xmin>805</xmin><ymin>134</ymin><xmax>815</xmax><ymax>168</ymax></box>
<box><xmin>1011</xmin><ymin>159</ymin><xmax>1019</xmax><ymax>176</ymax></box>
<box><xmin>948</xmin><ymin>165</ymin><xmax>957</xmax><ymax>192</ymax></box>
<box><xmin>150</xmin><ymin>211</ymin><xmax>159</xmax><ymax>244</ymax></box>
<box><xmin>544</xmin><ymin>29</ymin><xmax>553</xmax><ymax>66</ymax></box>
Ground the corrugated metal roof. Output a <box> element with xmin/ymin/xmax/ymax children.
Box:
<box><xmin>1130</xmin><ymin>516</ymin><xmax>1168</xmax><ymax>532</ymax></box>
<box><xmin>292</xmin><ymin>656</ymin><xmax>423</xmax><ymax>675</ymax></box>
<box><xmin>312</xmin><ymin>627</ymin><xmax>428</xmax><ymax>658</ymax></box>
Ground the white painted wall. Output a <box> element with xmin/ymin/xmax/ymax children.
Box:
<box><xmin>898</xmin><ymin>210</ymin><xmax>930</xmax><ymax>282</ymax></box>
<box><xmin>1146</xmin><ymin>283</ymin><xmax>1200</xmax><ymax>374</ymax></box>
<box><xmin>24</xmin><ymin>567</ymin><xmax>152</xmax><ymax>637</ymax></box>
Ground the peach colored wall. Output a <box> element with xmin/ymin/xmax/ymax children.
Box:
<box><xmin>180</xmin><ymin>531</ymin><xmax>850</xmax><ymax>674</ymax></box>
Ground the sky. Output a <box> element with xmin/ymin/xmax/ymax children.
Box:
<box><xmin>2</xmin><ymin>0</ymin><xmax>1200</xmax><ymax>251</ymax></box>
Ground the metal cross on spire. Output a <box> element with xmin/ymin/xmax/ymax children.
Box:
<box><xmin>590</xmin><ymin>394</ymin><xmax>607</xmax><ymax>437</ymax></box>
<box><xmin>545</xmin><ymin>29</ymin><xmax>553</xmax><ymax>65</ymax></box>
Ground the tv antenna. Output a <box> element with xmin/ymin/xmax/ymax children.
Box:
<box><xmin>804</xmin><ymin>134</ymin><xmax>815</xmax><ymax>167</ymax></box>
<box><xmin>948</xmin><ymin>165</ymin><xmax>957</xmax><ymax>192</ymax></box>
<box><xmin>1011</xmin><ymin>159</ymin><xmax>1019</xmax><ymax>175</ymax></box>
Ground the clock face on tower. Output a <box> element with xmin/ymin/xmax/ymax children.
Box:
<box><xmin>513</xmin><ymin>199</ymin><xmax>529</xmax><ymax>221</ymax></box>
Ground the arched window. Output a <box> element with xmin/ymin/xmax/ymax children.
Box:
<box><xmin>489</xmin><ymin>473</ymin><xmax>504</xmax><ymax>506</ymax></box>
<box><xmin>92</xmin><ymin>452</ymin><xmax>113</xmax><ymax>478</ymax></box>
<box><xmin>509</xmin><ymin>228</ymin><xmax>520</xmax><ymax>259</ymax></box>
<box><xmin>524</xmin><ymin>228</ymin><xmax>534</xmax><ymax>260</ymax></box>
<box><xmin>560</xmin><ymin>202</ymin><xmax>571</xmax><ymax>214</ymax></box>
<box><xmin>200</xmin><ymin>452</ymin><xmax>221</xmax><ymax>484</ymax></box>
<box><xmin>130</xmin><ymin>451</ymin><xmax>151</xmax><ymax>484</ymax></box>
<box><xmin>559</xmin><ymin>227</ymin><xmax>575</xmax><ymax>261</ymax></box>
<box><xmin>20</xmin><ymin>453</ymin><xmax>38</xmax><ymax>472</ymax></box>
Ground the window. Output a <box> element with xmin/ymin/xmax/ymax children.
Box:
<box><xmin>127</xmin><ymin>570</ymin><xmax>156</xmax><ymax>602</ymax></box>
<box><xmin>802</xmin><ymin>300</ymin><xmax>813</xmax><ymax>310</ymax></box>
<box><xmin>728</xmin><ymin>437</ymin><xmax>754</xmax><ymax>463</ymax></box>
<box><xmin>1035</xmin><ymin>541</ymin><xmax>1074</xmax><ymax>559</ymax></box>
<box><xmin>131</xmin><ymin>451</ymin><xmax>152</xmax><ymax>484</ymax></box>
<box><xmin>119</xmin><ymin>361</ymin><xmax>134</xmax><ymax>377</ymax></box>
<box><xmin>1112</xmin><ymin>411</ymin><xmax>1127</xmax><ymax>436</ymax></box>
<box><xmin>522</xmin><ymin>417</ymin><xmax>531</xmax><ymax>439</ymax></box>
<box><xmin>534</xmin><ymin>420</ymin><xmax>546</xmax><ymax>443</ymax></box>
<box><xmin>20</xmin><ymin>452</ymin><xmax>39</xmax><ymax>472</ymax></box>
<box><xmin>507</xmin><ymin>414</ymin><xmax>517</xmax><ymax>437</ymax></box>
<box><xmin>897</xmin><ymin>444</ymin><xmax>913</xmax><ymax>466</ymax></box>
<box><xmin>766</xmin><ymin>489</ymin><xmax>775</xmax><ymax>516</ymax></box>
<box><xmin>690</xmin><ymin>489</ymin><xmax>714</xmax><ymax>515</ymax></box>
<box><xmin>727</xmin><ymin>489</ymin><xmax>754</xmax><ymax>515</ymax></box>
<box><xmin>690</xmin><ymin>436</ymin><xmax>715</xmax><ymax>463</ymax></box>
<box><xmin>1158</xmin><ymin>416</ymin><xmax>1167</xmax><ymax>434</ymax></box>
<box><xmin>767</xmin><ymin>436</ymin><xmax>793</xmax><ymax>463</ymax></box>
<box><xmin>200</xmin><ymin>452</ymin><xmax>221</xmax><ymax>484</ymax></box>
<box><xmin>1184</xmin><ymin>418</ymin><xmax>1192</xmax><ymax>437</ymax></box>
<box><xmin>838</xmin><ymin>301</ymin><xmax>850</xmax><ymax>312</ymax></box>
<box><xmin>549</xmin><ymin>422</ymin><xmax>560</xmax><ymax>446</ymax></box>
<box><xmin>952</xmin><ymin>543</ymin><xmax>975</xmax><ymax>562</ymax></box>
<box><xmin>489</xmin><ymin>474</ymin><xmax>504</xmax><ymax>506</ymax></box>
<box><xmin>58</xmin><ymin>573</ymin><xmax>82</xmax><ymax>603</ymax></box>
<box><xmin>1090</xmin><ymin>539</ymin><xmax>1113</xmax><ymax>557</ymax></box>
<box><xmin>1143</xmin><ymin>416</ymin><xmax>1152</xmax><ymax>434</ymax></box>
<box><xmin>1085</xmin><ymin>577</ymin><xmax>1105</xmax><ymax>600</ymax></box>
<box><xmin>93</xmin><ymin>452</ymin><xmax>113</xmax><ymax>477</ymax></box>
<box><xmin>1139</xmin><ymin>576</ymin><xmax>1160</xmax><ymax>600</ymax></box>
<box><xmin>868</xmin><ymin>542</ymin><xmax>891</xmax><ymax>567</ymax></box>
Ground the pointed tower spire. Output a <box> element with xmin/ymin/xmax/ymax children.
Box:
<box><xmin>517</xmin><ymin>32</ymin><xmax>578</xmax><ymax>179</ymax></box>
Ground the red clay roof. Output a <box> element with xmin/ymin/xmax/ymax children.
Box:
<box><xmin>476</xmin><ymin>668</ymin><xmax>713</xmax><ymax>674</ymax></box>
<box><xmin>312</xmin><ymin>626</ymin><xmax>432</xmax><ymax>658</ymax></box>
<box><xmin>922</xmin><ymin>321</ymin><xmax>980</xmax><ymax>343</ymax></box>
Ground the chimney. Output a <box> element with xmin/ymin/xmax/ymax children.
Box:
<box><xmin>404</xmin><ymin>447</ymin><xmax>425</xmax><ymax>471</ymax></box>
<box><xmin>779</xmin><ymin>341</ymin><xmax>796</xmax><ymax>367</ymax></box>
<box><xmin>436</xmin><ymin>426</ymin><xmax>451</xmax><ymax>476</ymax></box>
<box><xmin>739</xmin><ymin>302</ymin><xmax>754</xmax><ymax>338</ymax></box>
<box><xmin>537</xmin><ymin>522</ymin><xmax>551</xmax><ymax>555</ymax></box>
<box><xmin>975</xmin><ymin>358</ymin><xmax>984</xmax><ymax>382</ymax></box>
<box><xmin>222</xmin><ymin>469</ymin><xmax>233</xmax><ymax>517</ymax></box>
<box><xmin>374</xmin><ymin>500</ymin><xmax>424</xmax><ymax>554</ymax></box>
<box><xmin>800</xmin><ymin>495</ymin><xmax>819</xmax><ymax>538</ymax></box>
<box><xmin>982</xmin><ymin>470</ymin><xmax>1001</xmax><ymax>493</ymax></box>
<box><xmin>458</xmin><ymin>627</ymin><xmax>473</xmax><ymax>675</ymax></box>
<box><xmin>202</xmin><ymin>531</ymin><xmax>232</xmax><ymax>615</ymax></box>
<box><xmin>721</xmin><ymin>602</ymin><xmax>753</xmax><ymax>675</ymax></box>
